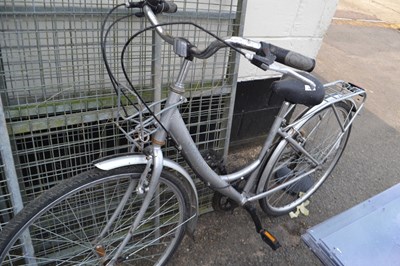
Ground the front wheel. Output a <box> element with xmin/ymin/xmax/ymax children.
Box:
<box><xmin>0</xmin><ymin>166</ymin><xmax>191</xmax><ymax>265</ymax></box>
<box><xmin>258</xmin><ymin>101</ymin><xmax>352</xmax><ymax>216</ymax></box>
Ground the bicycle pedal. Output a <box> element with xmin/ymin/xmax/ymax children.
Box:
<box><xmin>260</xmin><ymin>229</ymin><xmax>281</xmax><ymax>250</ymax></box>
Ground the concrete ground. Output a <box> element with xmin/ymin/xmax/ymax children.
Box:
<box><xmin>338</xmin><ymin>0</ymin><xmax>400</xmax><ymax>24</ymax></box>
<box><xmin>171</xmin><ymin>1</ymin><xmax>400</xmax><ymax>265</ymax></box>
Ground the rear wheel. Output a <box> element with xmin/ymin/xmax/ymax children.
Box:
<box><xmin>0</xmin><ymin>166</ymin><xmax>191</xmax><ymax>265</ymax></box>
<box><xmin>258</xmin><ymin>102</ymin><xmax>352</xmax><ymax>216</ymax></box>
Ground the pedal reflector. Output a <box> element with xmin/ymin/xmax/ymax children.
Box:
<box><xmin>260</xmin><ymin>230</ymin><xmax>281</xmax><ymax>250</ymax></box>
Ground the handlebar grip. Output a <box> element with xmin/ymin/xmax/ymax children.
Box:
<box><xmin>268</xmin><ymin>43</ymin><xmax>315</xmax><ymax>72</ymax></box>
<box><xmin>146</xmin><ymin>0</ymin><xmax>178</xmax><ymax>13</ymax></box>
<box><xmin>160</xmin><ymin>1</ymin><xmax>177</xmax><ymax>13</ymax></box>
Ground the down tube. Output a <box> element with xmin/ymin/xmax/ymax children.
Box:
<box><xmin>169</xmin><ymin>109</ymin><xmax>245</xmax><ymax>205</ymax></box>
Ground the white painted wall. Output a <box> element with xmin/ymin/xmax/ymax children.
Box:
<box><xmin>238</xmin><ymin>0</ymin><xmax>339</xmax><ymax>81</ymax></box>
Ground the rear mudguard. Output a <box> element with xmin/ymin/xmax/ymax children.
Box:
<box><xmin>94</xmin><ymin>154</ymin><xmax>199</xmax><ymax>236</ymax></box>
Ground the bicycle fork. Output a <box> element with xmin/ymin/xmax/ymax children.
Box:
<box><xmin>92</xmin><ymin>146</ymin><xmax>164</xmax><ymax>265</ymax></box>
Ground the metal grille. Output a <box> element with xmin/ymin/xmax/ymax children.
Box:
<box><xmin>0</xmin><ymin>0</ymin><xmax>243</xmax><ymax>227</ymax></box>
<box><xmin>0</xmin><ymin>152</ymin><xmax>12</xmax><ymax>230</ymax></box>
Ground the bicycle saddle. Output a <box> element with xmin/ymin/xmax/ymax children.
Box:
<box><xmin>271</xmin><ymin>72</ymin><xmax>324</xmax><ymax>106</ymax></box>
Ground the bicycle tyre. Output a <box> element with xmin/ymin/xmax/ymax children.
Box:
<box><xmin>258</xmin><ymin>101</ymin><xmax>352</xmax><ymax>216</ymax></box>
<box><xmin>0</xmin><ymin>166</ymin><xmax>191</xmax><ymax>265</ymax></box>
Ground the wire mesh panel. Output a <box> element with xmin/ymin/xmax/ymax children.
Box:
<box><xmin>0</xmin><ymin>153</ymin><xmax>13</xmax><ymax>230</ymax></box>
<box><xmin>0</xmin><ymin>0</ymin><xmax>243</xmax><ymax>228</ymax></box>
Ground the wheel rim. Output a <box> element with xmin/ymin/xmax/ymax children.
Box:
<box><xmin>1</xmin><ymin>173</ymin><xmax>186</xmax><ymax>265</ymax></box>
<box><xmin>263</xmin><ymin>103</ymin><xmax>351</xmax><ymax>214</ymax></box>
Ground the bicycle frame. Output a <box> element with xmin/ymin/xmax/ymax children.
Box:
<box><xmin>92</xmin><ymin>5</ymin><xmax>366</xmax><ymax>262</ymax></box>
<box><xmin>97</xmin><ymin>58</ymin><xmax>366</xmax><ymax>201</ymax></box>
<box><xmin>98</xmin><ymin>58</ymin><xmax>366</xmax><ymax>204</ymax></box>
<box><xmin>93</xmin><ymin>56</ymin><xmax>366</xmax><ymax>263</ymax></box>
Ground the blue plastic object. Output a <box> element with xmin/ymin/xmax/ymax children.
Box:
<box><xmin>302</xmin><ymin>183</ymin><xmax>400</xmax><ymax>266</ymax></box>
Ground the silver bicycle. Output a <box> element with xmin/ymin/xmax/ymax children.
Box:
<box><xmin>0</xmin><ymin>1</ymin><xmax>366</xmax><ymax>265</ymax></box>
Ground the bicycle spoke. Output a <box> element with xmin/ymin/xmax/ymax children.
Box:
<box><xmin>127</xmin><ymin>214</ymin><xmax>194</xmax><ymax>260</ymax></box>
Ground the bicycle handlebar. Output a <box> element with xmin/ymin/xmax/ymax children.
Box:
<box><xmin>135</xmin><ymin>0</ymin><xmax>316</xmax><ymax>77</ymax></box>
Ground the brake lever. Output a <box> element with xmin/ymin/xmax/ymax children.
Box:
<box><xmin>247</xmin><ymin>40</ymin><xmax>276</xmax><ymax>71</ymax></box>
<box><xmin>249</xmin><ymin>54</ymin><xmax>276</xmax><ymax>71</ymax></box>
<box><xmin>269</xmin><ymin>64</ymin><xmax>317</xmax><ymax>90</ymax></box>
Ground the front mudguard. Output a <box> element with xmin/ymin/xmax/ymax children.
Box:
<box><xmin>94</xmin><ymin>153</ymin><xmax>199</xmax><ymax>236</ymax></box>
